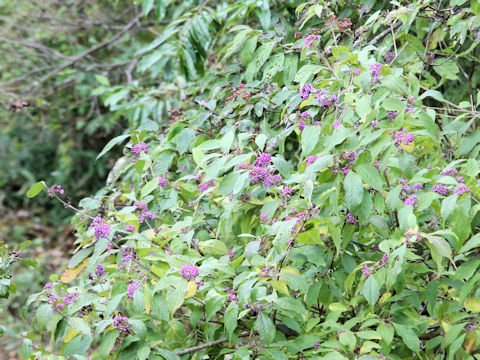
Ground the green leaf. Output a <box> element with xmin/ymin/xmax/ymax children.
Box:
<box><xmin>176</xmin><ymin>128</ymin><xmax>195</xmax><ymax>154</ymax></box>
<box><xmin>68</xmin><ymin>317</ymin><xmax>91</xmax><ymax>337</ymax></box>
<box><xmin>393</xmin><ymin>323</ymin><xmax>420</xmax><ymax>354</ymax></box>
<box><xmin>205</xmin><ymin>296</ymin><xmax>224</xmax><ymax>321</ymax></box>
<box><xmin>96</xmin><ymin>134</ymin><xmax>130</xmax><ymax>161</ymax></box>
<box><xmin>166</xmin><ymin>281</ymin><xmax>187</xmax><ymax>315</ymax></box>
<box><xmin>255</xmin><ymin>312</ymin><xmax>275</xmax><ymax>343</ymax></box>
<box><xmin>442</xmin><ymin>323</ymin><xmax>465</xmax><ymax>349</ymax></box>
<box><xmin>344</xmin><ymin>171</ymin><xmax>363</xmax><ymax>209</ymax></box>
<box><xmin>283</xmin><ymin>54</ymin><xmax>298</xmax><ymax>86</ymax></box>
<box><xmin>78</xmin><ymin>197</ymin><xmax>100</xmax><ymax>210</ymax></box>
<box><xmin>224</xmin><ymin>302</ymin><xmax>238</xmax><ymax>339</ymax></box>
<box><xmin>301</xmin><ymin>126</ymin><xmax>321</xmax><ymax>156</ymax></box>
<box><xmin>240</xmin><ymin>36</ymin><xmax>258</xmax><ymax>66</ymax></box>
<box><xmin>142</xmin><ymin>0</ymin><xmax>155</xmax><ymax>15</ymax></box>
<box><xmin>425</xmin><ymin>234</ymin><xmax>452</xmax><ymax>258</ymax></box>
<box><xmin>19</xmin><ymin>339</ymin><xmax>33</xmax><ymax>359</ymax></box>
<box><xmin>26</xmin><ymin>181</ymin><xmax>44</xmax><ymax>198</ymax></box>
<box><xmin>363</xmin><ymin>276</ymin><xmax>379</xmax><ymax>305</ymax></box>
<box><xmin>245</xmin><ymin>42</ymin><xmax>275</xmax><ymax>82</ymax></box>
<box><xmin>98</xmin><ymin>329</ymin><xmax>119</xmax><ymax>356</ymax></box>
<box><xmin>441</xmin><ymin>194</ymin><xmax>458</xmax><ymax>219</ymax></box>
<box><xmin>262</xmin><ymin>52</ymin><xmax>284</xmax><ymax>82</ymax></box>
<box><xmin>382</xmin><ymin>98</ymin><xmax>405</xmax><ymax>112</ymax></box>
<box><xmin>294</xmin><ymin>64</ymin><xmax>323</xmax><ymax>88</ymax></box>
<box><xmin>95</xmin><ymin>74</ymin><xmax>110</xmax><ymax>86</ymax></box>
<box><xmin>356</xmin><ymin>164</ymin><xmax>383</xmax><ymax>191</ymax></box>
<box><xmin>255</xmin><ymin>134</ymin><xmax>268</xmax><ymax>151</ymax></box>
<box><xmin>457</xmin><ymin>131</ymin><xmax>480</xmax><ymax>156</ymax></box>
<box><xmin>198</xmin><ymin>240</ymin><xmax>228</xmax><ymax>256</ymax></box>
<box><xmin>355</xmin><ymin>95</ymin><xmax>372</xmax><ymax>119</ymax></box>
<box><xmin>141</xmin><ymin>178</ymin><xmax>158</xmax><ymax>199</ymax></box>
<box><xmin>21</xmin><ymin>258</ymin><xmax>38</xmax><ymax>269</ymax></box>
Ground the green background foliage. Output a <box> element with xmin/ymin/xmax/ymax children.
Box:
<box><xmin>3</xmin><ymin>0</ymin><xmax>480</xmax><ymax>359</ymax></box>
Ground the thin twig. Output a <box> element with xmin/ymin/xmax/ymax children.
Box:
<box><xmin>33</xmin><ymin>12</ymin><xmax>144</xmax><ymax>91</ymax></box>
<box><xmin>175</xmin><ymin>331</ymin><xmax>249</xmax><ymax>355</ymax></box>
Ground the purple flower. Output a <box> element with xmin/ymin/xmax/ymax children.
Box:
<box><xmin>113</xmin><ymin>316</ymin><xmax>130</xmax><ymax>333</ymax></box>
<box><xmin>433</xmin><ymin>184</ymin><xmax>449</xmax><ymax>196</ymax></box>
<box><xmin>121</xmin><ymin>246</ymin><xmax>137</xmax><ymax>263</ymax></box>
<box><xmin>158</xmin><ymin>177</ymin><xmax>167</xmax><ymax>188</ymax></box>
<box><xmin>63</xmin><ymin>292</ymin><xmax>78</xmax><ymax>305</ymax></box>
<box><xmin>456</xmin><ymin>176</ymin><xmax>464</xmax><ymax>183</ymax></box>
<box><xmin>180</xmin><ymin>265</ymin><xmax>199</xmax><ymax>280</ymax></box>
<box><xmin>125</xmin><ymin>224</ymin><xmax>135</xmax><ymax>232</ymax></box>
<box><xmin>361</xmin><ymin>264</ymin><xmax>372</xmax><ymax>277</ymax></box>
<box><xmin>298</xmin><ymin>120</ymin><xmax>307</xmax><ymax>131</ymax></box>
<box><xmin>131</xmin><ymin>142</ymin><xmax>149</xmax><ymax>162</ymax></box>
<box><xmin>260</xmin><ymin>212</ymin><xmax>269</xmax><ymax>223</ymax></box>
<box><xmin>89</xmin><ymin>217</ymin><xmax>110</xmax><ymax>241</ymax></box>
<box><xmin>380</xmin><ymin>253</ymin><xmax>388</xmax><ymax>267</ymax></box>
<box><xmin>371</xmin><ymin>120</ymin><xmax>379</xmax><ymax>128</ymax></box>
<box><xmin>387</xmin><ymin>111</ymin><xmax>398</xmax><ymax>120</ymax></box>
<box><xmin>134</xmin><ymin>201</ymin><xmax>156</xmax><ymax>223</ymax></box>
<box><xmin>301</xmin><ymin>111</ymin><xmax>311</xmax><ymax>119</ymax></box>
<box><xmin>47</xmin><ymin>185</ymin><xmax>64</xmax><ymax>197</ymax></box>
<box><xmin>442</xmin><ymin>168</ymin><xmax>459</xmax><ymax>176</ymax></box>
<box><xmin>197</xmin><ymin>182</ymin><xmax>210</xmax><ymax>192</ymax></box>
<box><xmin>300</xmin><ymin>83</ymin><xmax>314</xmax><ymax>100</ymax></box>
<box><xmin>333</xmin><ymin>120</ymin><xmax>341</xmax><ymax>129</ymax></box>
<box><xmin>463</xmin><ymin>324</ymin><xmax>478</xmax><ymax>333</ymax></box>
<box><xmin>249</xmin><ymin>166</ymin><xmax>269</xmax><ymax>184</ymax></box>
<box><xmin>369</xmin><ymin>62</ymin><xmax>382</xmax><ymax>84</ymax></box>
<box><xmin>43</xmin><ymin>283</ymin><xmax>53</xmax><ymax>290</ymax></box>
<box><xmin>306</xmin><ymin>156</ymin><xmax>317</xmax><ymax>167</ymax></box>
<box><xmin>353</xmin><ymin>68</ymin><xmax>361</xmax><ymax>75</ymax></box>
<box><xmin>127</xmin><ymin>282</ymin><xmax>139</xmax><ymax>300</ymax></box>
<box><xmin>394</xmin><ymin>129</ymin><xmax>414</xmax><ymax>149</ymax></box>
<box><xmin>263</xmin><ymin>174</ymin><xmax>282</xmax><ymax>188</ymax></box>
<box><xmin>413</xmin><ymin>184</ymin><xmax>424</xmax><ymax>191</ymax></box>
<box><xmin>255</xmin><ymin>153</ymin><xmax>272</xmax><ymax>167</ymax></box>
<box><xmin>304</xmin><ymin>34</ymin><xmax>318</xmax><ymax>47</ymax></box>
<box><xmin>404</xmin><ymin>195</ymin><xmax>418</xmax><ymax>207</ymax></box>
<box><xmin>405</xmin><ymin>107</ymin><xmax>415</xmax><ymax>114</ymax></box>
<box><xmin>95</xmin><ymin>264</ymin><xmax>105</xmax><ymax>277</ymax></box>
<box><xmin>454</xmin><ymin>184</ymin><xmax>470</xmax><ymax>195</ymax></box>
<box><xmin>226</xmin><ymin>287</ymin><xmax>237</xmax><ymax>302</ymax></box>
<box><xmin>346</xmin><ymin>213</ymin><xmax>358</xmax><ymax>225</ymax></box>
<box><xmin>316</xmin><ymin>90</ymin><xmax>338</xmax><ymax>107</ymax></box>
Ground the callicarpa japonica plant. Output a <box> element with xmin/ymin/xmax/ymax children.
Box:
<box><xmin>19</xmin><ymin>0</ymin><xmax>480</xmax><ymax>359</ymax></box>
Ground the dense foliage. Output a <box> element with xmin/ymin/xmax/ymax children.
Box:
<box><xmin>10</xmin><ymin>0</ymin><xmax>480</xmax><ymax>359</ymax></box>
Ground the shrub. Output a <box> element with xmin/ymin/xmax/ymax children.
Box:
<box><xmin>23</xmin><ymin>0</ymin><xmax>480</xmax><ymax>359</ymax></box>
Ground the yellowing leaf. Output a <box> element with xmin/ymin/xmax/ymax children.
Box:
<box><xmin>329</xmin><ymin>302</ymin><xmax>349</xmax><ymax>312</ymax></box>
<box><xmin>465</xmin><ymin>333</ymin><xmax>477</xmax><ymax>353</ymax></box>
<box><xmin>270</xmin><ymin>280</ymin><xmax>289</xmax><ymax>295</ymax></box>
<box><xmin>185</xmin><ymin>281</ymin><xmax>197</xmax><ymax>298</ymax></box>
<box><xmin>64</xmin><ymin>326</ymin><xmax>79</xmax><ymax>343</ymax></box>
<box><xmin>401</xmin><ymin>141</ymin><xmax>415</xmax><ymax>152</ymax></box>
<box><xmin>280</xmin><ymin>267</ymin><xmax>300</xmax><ymax>275</ymax></box>
<box><xmin>60</xmin><ymin>259</ymin><xmax>88</xmax><ymax>283</ymax></box>
<box><xmin>464</xmin><ymin>298</ymin><xmax>480</xmax><ymax>312</ymax></box>
<box><xmin>379</xmin><ymin>292</ymin><xmax>392</xmax><ymax>304</ymax></box>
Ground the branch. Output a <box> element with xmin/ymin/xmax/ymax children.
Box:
<box><xmin>0</xmin><ymin>37</ymin><xmax>73</xmax><ymax>60</ymax></box>
<box><xmin>175</xmin><ymin>331</ymin><xmax>249</xmax><ymax>355</ymax></box>
<box><xmin>32</xmin><ymin>12</ymin><xmax>144</xmax><ymax>91</ymax></box>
